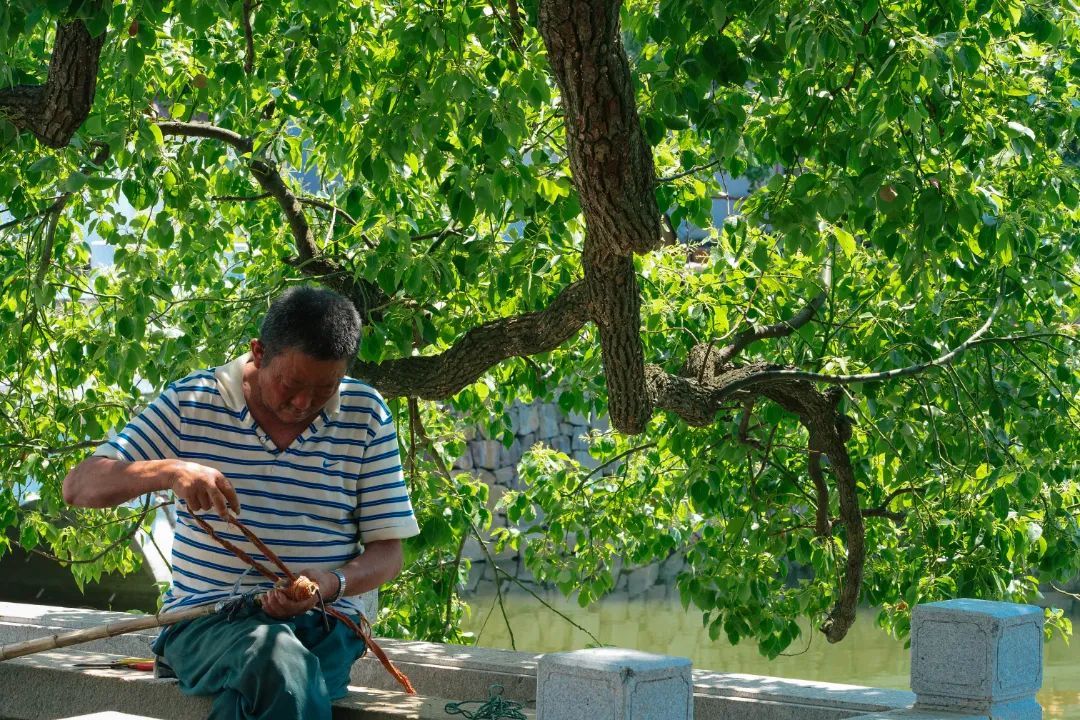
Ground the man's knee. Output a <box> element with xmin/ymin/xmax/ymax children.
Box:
<box><xmin>244</xmin><ymin>622</ymin><xmax>321</xmax><ymax>680</ymax></box>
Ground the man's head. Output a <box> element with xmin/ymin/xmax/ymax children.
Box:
<box><xmin>248</xmin><ymin>287</ymin><xmax>361</xmax><ymax>425</ymax></box>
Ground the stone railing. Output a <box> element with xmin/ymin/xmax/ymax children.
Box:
<box><xmin>0</xmin><ymin>599</ymin><xmax>1044</xmax><ymax>720</ymax></box>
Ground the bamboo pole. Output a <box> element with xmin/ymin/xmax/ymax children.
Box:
<box><xmin>0</xmin><ymin>603</ymin><xmax>221</xmax><ymax>661</ymax></box>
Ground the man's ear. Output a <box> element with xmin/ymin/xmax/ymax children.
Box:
<box><xmin>250</xmin><ymin>339</ymin><xmax>265</xmax><ymax>368</ymax></box>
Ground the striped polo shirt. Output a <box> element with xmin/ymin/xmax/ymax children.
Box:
<box><xmin>94</xmin><ymin>353</ymin><xmax>420</xmax><ymax>617</ymax></box>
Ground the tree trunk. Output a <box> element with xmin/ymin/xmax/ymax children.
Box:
<box><xmin>0</xmin><ymin>8</ymin><xmax>108</xmax><ymax>148</ymax></box>
<box><xmin>538</xmin><ymin>0</ymin><xmax>662</xmax><ymax>433</ymax></box>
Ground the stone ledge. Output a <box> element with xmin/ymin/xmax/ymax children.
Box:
<box><xmin>0</xmin><ymin>649</ymin><xmax>516</xmax><ymax>720</ymax></box>
<box><xmin>0</xmin><ymin>602</ymin><xmax>915</xmax><ymax>720</ymax></box>
<box><xmin>692</xmin><ymin>671</ymin><xmax>916</xmax><ymax>714</ymax></box>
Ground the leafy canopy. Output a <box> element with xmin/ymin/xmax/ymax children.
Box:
<box><xmin>1</xmin><ymin>0</ymin><xmax>1078</xmax><ymax>655</ymax></box>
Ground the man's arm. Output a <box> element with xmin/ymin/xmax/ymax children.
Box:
<box><xmin>262</xmin><ymin>539</ymin><xmax>405</xmax><ymax>619</ymax></box>
<box><xmin>64</xmin><ymin>456</ymin><xmax>240</xmax><ymax>517</ymax></box>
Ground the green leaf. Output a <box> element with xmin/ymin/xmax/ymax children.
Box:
<box><xmin>62</xmin><ymin>172</ymin><xmax>88</xmax><ymax>193</ymax></box>
<box><xmin>116</xmin><ymin>316</ymin><xmax>135</xmax><ymax>339</ymax></box>
<box><xmin>833</xmin><ymin>225</ymin><xmax>856</xmax><ymax>256</ymax></box>
<box><xmin>1017</xmin><ymin>474</ymin><xmax>1041</xmax><ymax>501</ymax></box>
<box><xmin>1006</xmin><ymin>121</ymin><xmax>1035</xmax><ymax>140</ymax></box>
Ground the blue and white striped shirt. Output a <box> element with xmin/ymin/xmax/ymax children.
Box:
<box><xmin>94</xmin><ymin>353</ymin><xmax>420</xmax><ymax>616</ymax></box>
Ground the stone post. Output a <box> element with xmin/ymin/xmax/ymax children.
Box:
<box><xmin>536</xmin><ymin>648</ymin><xmax>693</xmax><ymax>720</ymax></box>
<box><xmin>852</xmin><ymin>598</ymin><xmax>1044</xmax><ymax>720</ymax></box>
<box><xmin>910</xmin><ymin>599</ymin><xmax>1043</xmax><ymax>719</ymax></box>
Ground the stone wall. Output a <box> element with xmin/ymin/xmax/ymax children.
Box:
<box><xmin>454</xmin><ymin>400</ymin><xmax>608</xmax><ymax>488</ymax></box>
<box><xmin>452</xmin><ymin>399</ymin><xmax>693</xmax><ymax>599</ymax></box>
<box><xmin>455</xmin><ymin>399</ymin><xmax>606</xmax><ymax>570</ymax></box>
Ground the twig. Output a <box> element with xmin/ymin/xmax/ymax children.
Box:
<box><xmin>569</xmin><ymin>442</ymin><xmax>657</xmax><ymax>494</ymax></box>
<box><xmin>501</xmin><ymin>573</ymin><xmax>603</xmax><ymax>646</ymax></box>
<box><xmin>242</xmin><ymin>1</ymin><xmax>261</xmax><ymax>74</ymax></box>
<box><xmin>212</xmin><ymin>192</ymin><xmax>270</xmax><ymax>202</ymax></box>
<box><xmin>26</xmin><ymin>493</ymin><xmax>154</xmax><ymax>566</ymax></box>
<box><xmin>720</xmin><ymin>292</ymin><xmax>1004</xmax><ymax>394</ymax></box>
<box><xmin>445</xmin><ymin>530</ymin><xmax>468</xmax><ymax>634</ymax></box>
<box><xmin>655</xmin><ymin>159</ymin><xmax>721</xmax><ymax>184</ymax></box>
<box><xmin>507</xmin><ymin>0</ymin><xmax>524</xmax><ymax>51</ymax></box>
<box><xmin>0</xmin><ymin>439</ymin><xmax>103</xmax><ymax>455</ymax></box>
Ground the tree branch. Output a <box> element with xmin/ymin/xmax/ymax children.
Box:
<box><xmin>157</xmin><ymin>121</ymin><xmax>386</xmax><ymax>316</ymax></box>
<box><xmin>656</xmin><ymin>159</ymin><xmax>721</xmax><ymax>184</ymax></box>
<box><xmin>717</xmin><ymin>293</ymin><xmax>1004</xmax><ymax>394</ymax></box>
<box><xmin>242</xmin><ymin>1</ymin><xmax>260</xmax><ymax>75</ymax></box>
<box><xmin>0</xmin><ymin>4</ymin><xmax>109</xmax><ymax>148</ymax></box>
<box><xmin>646</xmin><ymin>363</ymin><xmax>862</xmax><ymax>641</ymax></box>
<box><xmin>156</xmin><ymin>121</ymin><xmax>253</xmax><ymax>153</ymax></box>
<box><xmin>713</xmin><ymin>291</ymin><xmax>827</xmax><ymax>365</ymax></box>
<box><xmin>507</xmin><ymin>0</ymin><xmax>524</xmax><ymax>52</ymax></box>
<box><xmin>353</xmin><ymin>281</ymin><xmax>589</xmax><ymax>399</ymax></box>
<box><xmin>211</xmin><ymin>192</ymin><xmax>270</xmax><ymax>202</ymax></box>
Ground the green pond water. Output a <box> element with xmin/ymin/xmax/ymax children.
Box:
<box><xmin>462</xmin><ymin>591</ymin><xmax>1080</xmax><ymax>720</ymax></box>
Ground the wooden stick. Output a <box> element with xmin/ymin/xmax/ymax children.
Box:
<box><xmin>0</xmin><ymin>603</ymin><xmax>220</xmax><ymax>661</ymax></box>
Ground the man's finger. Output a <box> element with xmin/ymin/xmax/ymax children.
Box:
<box><xmin>209</xmin><ymin>489</ymin><xmax>229</xmax><ymax>520</ymax></box>
<box><xmin>217</xmin><ymin>477</ymin><xmax>241</xmax><ymax>515</ymax></box>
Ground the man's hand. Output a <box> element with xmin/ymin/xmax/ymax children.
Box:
<box><xmin>170</xmin><ymin>461</ymin><xmax>241</xmax><ymax>518</ymax></box>
<box><xmin>260</xmin><ymin>569</ymin><xmax>339</xmax><ymax>619</ymax></box>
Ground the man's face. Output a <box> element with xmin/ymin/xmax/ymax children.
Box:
<box><xmin>251</xmin><ymin>341</ymin><xmax>349</xmax><ymax>425</ymax></box>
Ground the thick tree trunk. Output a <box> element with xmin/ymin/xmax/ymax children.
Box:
<box><xmin>0</xmin><ymin>9</ymin><xmax>108</xmax><ymax>148</ymax></box>
<box><xmin>537</xmin><ymin>0</ymin><xmax>662</xmax><ymax>257</ymax></box>
<box><xmin>586</xmin><ymin>249</ymin><xmax>650</xmax><ymax>433</ymax></box>
<box><xmin>538</xmin><ymin>0</ymin><xmax>662</xmax><ymax>433</ymax></box>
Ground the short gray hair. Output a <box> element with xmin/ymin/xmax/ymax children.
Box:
<box><xmin>259</xmin><ymin>286</ymin><xmax>361</xmax><ymax>364</ymax></box>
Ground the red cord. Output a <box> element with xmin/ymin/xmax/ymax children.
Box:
<box><xmin>190</xmin><ymin>512</ymin><xmax>416</xmax><ymax>694</ymax></box>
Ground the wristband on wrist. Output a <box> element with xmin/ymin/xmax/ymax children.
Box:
<box><xmin>328</xmin><ymin>569</ymin><xmax>347</xmax><ymax>603</ymax></box>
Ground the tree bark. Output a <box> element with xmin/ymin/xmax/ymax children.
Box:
<box><xmin>537</xmin><ymin>0</ymin><xmax>662</xmax><ymax>257</ymax></box>
<box><xmin>354</xmin><ymin>281</ymin><xmax>589</xmax><ymax>399</ymax></box>
<box><xmin>585</xmin><ymin>250</ymin><xmax>650</xmax><ymax>433</ymax></box>
<box><xmin>538</xmin><ymin>0</ymin><xmax>662</xmax><ymax>433</ymax></box>
<box><xmin>0</xmin><ymin>8</ymin><xmax>108</xmax><ymax>148</ymax></box>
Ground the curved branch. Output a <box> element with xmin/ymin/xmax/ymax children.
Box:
<box><xmin>0</xmin><ymin>5</ymin><xmax>109</xmax><ymax>148</ymax></box>
<box><xmin>157</xmin><ymin>121</ymin><xmax>386</xmax><ymax>316</ymax></box>
<box><xmin>713</xmin><ymin>291</ymin><xmax>827</xmax><ymax>366</ymax></box>
<box><xmin>353</xmin><ymin>281</ymin><xmax>589</xmax><ymax>399</ymax></box>
<box><xmin>718</xmin><ymin>293</ymin><xmax>1004</xmax><ymax>394</ymax></box>
<box><xmin>646</xmin><ymin>364</ymin><xmax>863</xmax><ymax>641</ymax></box>
<box><xmin>156</xmin><ymin>121</ymin><xmax>253</xmax><ymax>152</ymax></box>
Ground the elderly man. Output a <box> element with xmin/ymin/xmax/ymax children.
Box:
<box><xmin>64</xmin><ymin>286</ymin><xmax>419</xmax><ymax>720</ymax></box>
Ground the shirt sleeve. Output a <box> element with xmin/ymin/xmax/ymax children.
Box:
<box><xmin>356</xmin><ymin>399</ymin><xmax>420</xmax><ymax>543</ymax></box>
<box><xmin>93</xmin><ymin>386</ymin><xmax>183</xmax><ymax>462</ymax></box>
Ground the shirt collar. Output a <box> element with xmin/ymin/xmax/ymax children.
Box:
<box><xmin>213</xmin><ymin>352</ymin><xmax>343</xmax><ymax>417</ymax></box>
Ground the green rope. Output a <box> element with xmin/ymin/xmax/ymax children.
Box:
<box><xmin>444</xmin><ymin>684</ymin><xmax>527</xmax><ymax>720</ymax></box>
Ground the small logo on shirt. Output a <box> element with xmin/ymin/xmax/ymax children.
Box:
<box><xmin>322</xmin><ymin>459</ymin><xmax>339</xmax><ymax>469</ymax></box>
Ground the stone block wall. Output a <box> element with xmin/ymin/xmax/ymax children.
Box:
<box><xmin>453</xmin><ymin>400</ymin><xmax>690</xmax><ymax>600</ymax></box>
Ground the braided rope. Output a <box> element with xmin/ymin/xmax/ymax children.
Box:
<box><xmin>190</xmin><ymin>512</ymin><xmax>416</xmax><ymax>694</ymax></box>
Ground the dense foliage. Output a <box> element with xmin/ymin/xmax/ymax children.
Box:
<box><xmin>1</xmin><ymin>0</ymin><xmax>1078</xmax><ymax>656</ymax></box>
